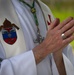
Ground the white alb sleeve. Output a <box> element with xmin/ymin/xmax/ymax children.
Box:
<box><xmin>51</xmin><ymin>45</ymin><xmax>74</xmax><ymax>75</ymax></box>
<box><xmin>0</xmin><ymin>51</ymin><xmax>37</xmax><ymax>75</ymax></box>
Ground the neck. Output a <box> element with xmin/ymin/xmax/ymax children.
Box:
<box><xmin>23</xmin><ymin>0</ymin><xmax>34</xmax><ymax>5</ymax></box>
<box><xmin>24</xmin><ymin>0</ymin><xmax>34</xmax><ymax>2</ymax></box>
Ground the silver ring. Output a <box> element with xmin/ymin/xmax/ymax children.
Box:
<box><xmin>61</xmin><ymin>33</ymin><xmax>66</xmax><ymax>39</ymax></box>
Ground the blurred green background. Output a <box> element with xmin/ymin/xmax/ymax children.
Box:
<box><xmin>42</xmin><ymin>0</ymin><xmax>74</xmax><ymax>50</ymax></box>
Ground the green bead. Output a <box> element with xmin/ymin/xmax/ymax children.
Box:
<box><xmin>31</xmin><ymin>8</ymin><xmax>36</xmax><ymax>13</ymax></box>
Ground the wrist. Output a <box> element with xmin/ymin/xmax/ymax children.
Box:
<box><xmin>53</xmin><ymin>50</ymin><xmax>63</xmax><ymax>63</ymax></box>
<box><xmin>32</xmin><ymin>43</ymin><xmax>46</xmax><ymax>64</ymax></box>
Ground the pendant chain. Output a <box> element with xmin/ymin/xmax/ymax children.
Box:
<box><xmin>19</xmin><ymin>0</ymin><xmax>44</xmax><ymax>43</ymax></box>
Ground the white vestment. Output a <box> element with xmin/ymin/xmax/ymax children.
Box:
<box><xmin>0</xmin><ymin>0</ymin><xmax>74</xmax><ymax>75</ymax></box>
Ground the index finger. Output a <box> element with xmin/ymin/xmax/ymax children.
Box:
<box><xmin>56</xmin><ymin>17</ymin><xmax>73</xmax><ymax>30</ymax></box>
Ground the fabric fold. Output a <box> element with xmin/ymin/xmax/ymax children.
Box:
<box><xmin>0</xmin><ymin>51</ymin><xmax>37</xmax><ymax>75</ymax></box>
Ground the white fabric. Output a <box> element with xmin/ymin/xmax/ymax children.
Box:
<box><xmin>0</xmin><ymin>0</ymin><xmax>74</xmax><ymax>75</ymax></box>
<box><xmin>0</xmin><ymin>0</ymin><xmax>27</xmax><ymax>58</ymax></box>
<box><xmin>11</xmin><ymin>0</ymin><xmax>52</xmax><ymax>75</ymax></box>
<box><xmin>63</xmin><ymin>53</ymin><xmax>74</xmax><ymax>75</ymax></box>
<box><xmin>11</xmin><ymin>0</ymin><xmax>47</xmax><ymax>50</ymax></box>
<box><xmin>52</xmin><ymin>45</ymin><xmax>74</xmax><ymax>75</ymax></box>
<box><xmin>0</xmin><ymin>51</ymin><xmax>37</xmax><ymax>75</ymax></box>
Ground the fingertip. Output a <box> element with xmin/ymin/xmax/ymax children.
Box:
<box><xmin>54</xmin><ymin>18</ymin><xmax>60</xmax><ymax>22</ymax></box>
<box><xmin>68</xmin><ymin>16</ymin><xmax>73</xmax><ymax>20</ymax></box>
<box><xmin>53</xmin><ymin>18</ymin><xmax>60</xmax><ymax>25</ymax></box>
<box><xmin>66</xmin><ymin>17</ymin><xmax>73</xmax><ymax>22</ymax></box>
<box><xmin>55</xmin><ymin>18</ymin><xmax>60</xmax><ymax>20</ymax></box>
<box><xmin>49</xmin><ymin>18</ymin><xmax>60</xmax><ymax>30</ymax></box>
<box><xmin>56</xmin><ymin>18</ymin><xmax>60</xmax><ymax>22</ymax></box>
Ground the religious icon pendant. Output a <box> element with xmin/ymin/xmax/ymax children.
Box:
<box><xmin>34</xmin><ymin>33</ymin><xmax>44</xmax><ymax>44</ymax></box>
<box><xmin>34</xmin><ymin>29</ymin><xmax>44</xmax><ymax>44</ymax></box>
<box><xmin>0</xmin><ymin>19</ymin><xmax>19</xmax><ymax>45</ymax></box>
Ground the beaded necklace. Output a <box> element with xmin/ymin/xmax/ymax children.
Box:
<box><xmin>19</xmin><ymin>0</ymin><xmax>44</xmax><ymax>44</ymax></box>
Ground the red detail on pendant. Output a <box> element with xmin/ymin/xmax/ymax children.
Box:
<box><xmin>5</xmin><ymin>28</ymin><xmax>12</xmax><ymax>32</ymax></box>
<box><xmin>2</xmin><ymin>27</ymin><xmax>17</xmax><ymax>45</ymax></box>
<box><xmin>47</xmin><ymin>15</ymin><xmax>51</xmax><ymax>25</ymax></box>
<box><xmin>4</xmin><ymin>38</ymin><xmax>17</xmax><ymax>45</ymax></box>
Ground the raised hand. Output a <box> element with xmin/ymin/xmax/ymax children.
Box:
<box><xmin>33</xmin><ymin>17</ymin><xmax>74</xmax><ymax>64</ymax></box>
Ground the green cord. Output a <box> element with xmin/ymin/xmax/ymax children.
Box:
<box><xmin>19</xmin><ymin>0</ymin><xmax>44</xmax><ymax>43</ymax></box>
<box><xmin>19</xmin><ymin>0</ymin><xmax>39</xmax><ymax>26</ymax></box>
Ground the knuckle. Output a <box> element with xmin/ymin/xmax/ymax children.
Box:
<box><xmin>67</xmin><ymin>17</ymin><xmax>73</xmax><ymax>21</ymax></box>
<box><xmin>70</xmin><ymin>20</ymin><xmax>74</xmax><ymax>25</ymax></box>
<box><xmin>69</xmin><ymin>17</ymin><xmax>73</xmax><ymax>19</ymax></box>
<box><xmin>64</xmin><ymin>38</ymin><xmax>70</xmax><ymax>44</ymax></box>
<box><xmin>71</xmin><ymin>27</ymin><xmax>74</xmax><ymax>31</ymax></box>
<box><xmin>73</xmin><ymin>26</ymin><xmax>74</xmax><ymax>31</ymax></box>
